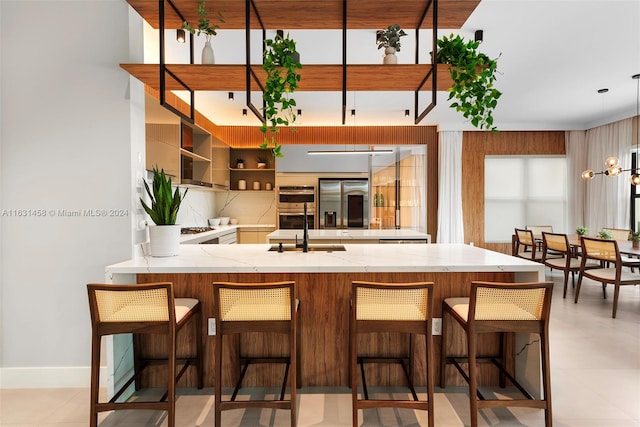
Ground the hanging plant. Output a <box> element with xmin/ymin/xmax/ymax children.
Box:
<box><xmin>435</xmin><ymin>34</ymin><xmax>502</xmax><ymax>131</ymax></box>
<box><xmin>259</xmin><ymin>32</ymin><xmax>302</xmax><ymax>158</ymax></box>
<box><xmin>181</xmin><ymin>0</ymin><xmax>224</xmax><ymax>42</ymax></box>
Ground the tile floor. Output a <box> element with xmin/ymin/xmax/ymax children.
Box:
<box><xmin>1</xmin><ymin>269</ymin><xmax>639</xmax><ymax>426</ymax></box>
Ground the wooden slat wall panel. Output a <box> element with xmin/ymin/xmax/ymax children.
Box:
<box><xmin>461</xmin><ymin>131</ymin><xmax>565</xmax><ymax>253</ymax></box>
<box><xmin>217</xmin><ymin>125</ymin><xmax>436</xmax><ymax>146</ymax></box>
<box><xmin>136</xmin><ymin>271</ymin><xmax>514</xmax><ymax>388</ymax></box>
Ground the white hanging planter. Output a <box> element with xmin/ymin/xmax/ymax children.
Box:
<box><xmin>148</xmin><ymin>225</ymin><xmax>181</xmax><ymax>257</ymax></box>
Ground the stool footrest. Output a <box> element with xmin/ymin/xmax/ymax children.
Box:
<box><xmin>231</xmin><ymin>357</ymin><xmax>292</xmax><ymax>403</ymax></box>
<box><xmin>96</xmin><ymin>401</ymin><xmax>169</xmax><ymax>412</ymax></box>
<box><xmin>220</xmin><ymin>400</ymin><xmax>293</xmax><ymax>410</ymax></box>
<box><xmin>358</xmin><ymin>356</ymin><xmax>419</xmax><ymax>402</ymax></box>
<box><xmin>356</xmin><ymin>400</ymin><xmax>430</xmax><ymax>410</ymax></box>
<box><xmin>447</xmin><ymin>356</ymin><xmax>537</xmax><ymax>402</ymax></box>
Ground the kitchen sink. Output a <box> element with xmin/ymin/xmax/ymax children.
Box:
<box><xmin>268</xmin><ymin>244</ymin><xmax>346</xmax><ymax>252</ymax></box>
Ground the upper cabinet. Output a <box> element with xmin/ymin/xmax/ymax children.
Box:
<box><xmin>145</xmin><ymin>92</ymin><xmax>230</xmax><ymax>190</ymax></box>
<box><xmin>229</xmin><ymin>148</ymin><xmax>275</xmax><ymax>191</ymax></box>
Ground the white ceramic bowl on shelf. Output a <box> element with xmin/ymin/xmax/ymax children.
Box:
<box><xmin>208</xmin><ymin>218</ymin><xmax>221</xmax><ymax>227</ymax></box>
<box><xmin>219</xmin><ymin>217</ymin><xmax>230</xmax><ymax>225</ymax></box>
<box><xmin>230</xmin><ymin>218</ymin><xmax>238</xmax><ymax>225</ymax></box>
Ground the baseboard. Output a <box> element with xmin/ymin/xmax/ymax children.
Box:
<box><xmin>0</xmin><ymin>366</ymin><xmax>106</xmax><ymax>388</ymax></box>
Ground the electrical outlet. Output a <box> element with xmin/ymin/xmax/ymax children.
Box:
<box><xmin>208</xmin><ymin>318</ymin><xmax>216</xmax><ymax>336</ymax></box>
<box><xmin>432</xmin><ymin>318</ymin><xmax>442</xmax><ymax>335</ymax></box>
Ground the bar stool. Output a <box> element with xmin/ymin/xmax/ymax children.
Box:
<box><xmin>86</xmin><ymin>282</ymin><xmax>203</xmax><ymax>427</ymax></box>
<box><xmin>350</xmin><ymin>281</ymin><xmax>435</xmax><ymax>427</ymax></box>
<box><xmin>213</xmin><ymin>281</ymin><xmax>299</xmax><ymax>427</ymax></box>
<box><xmin>440</xmin><ymin>281</ymin><xmax>553</xmax><ymax>427</ymax></box>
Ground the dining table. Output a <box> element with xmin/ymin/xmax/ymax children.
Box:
<box><xmin>566</xmin><ymin>234</ymin><xmax>640</xmax><ymax>257</ymax></box>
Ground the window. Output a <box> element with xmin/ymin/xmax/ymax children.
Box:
<box><xmin>484</xmin><ymin>156</ymin><xmax>567</xmax><ymax>242</ymax></box>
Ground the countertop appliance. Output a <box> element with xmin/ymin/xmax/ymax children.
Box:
<box><xmin>277</xmin><ymin>185</ymin><xmax>316</xmax><ymax>229</ymax></box>
<box><xmin>318</xmin><ymin>178</ymin><xmax>368</xmax><ymax>229</ymax></box>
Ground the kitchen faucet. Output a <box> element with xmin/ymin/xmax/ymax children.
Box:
<box><xmin>295</xmin><ymin>202</ymin><xmax>309</xmax><ymax>252</ymax></box>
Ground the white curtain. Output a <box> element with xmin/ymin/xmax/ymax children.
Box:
<box><xmin>584</xmin><ymin>118</ymin><xmax>633</xmax><ymax>233</ymax></box>
<box><xmin>437</xmin><ymin>131</ymin><xmax>464</xmax><ymax>243</ymax></box>
<box><xmin>565</xmin><ymin>130</ymin><xmax>587</xmax><ymax>233</ymax></box>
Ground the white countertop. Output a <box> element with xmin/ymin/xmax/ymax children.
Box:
<box><xmin>180</xmin><ymin>224</ymin><xmax>275</xmax><ymax>244</ymax></box>
<box><xmin>105</xmin><ymin>243</ymin><xmax>544</xmax><ymax>276</ymax></box>
<box><xmin>267</xmin><ymin>229</ymin><xmax>431</xmax><ymax>241</ymax></box>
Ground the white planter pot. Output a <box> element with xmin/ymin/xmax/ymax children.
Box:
<box><xmin>202</xmin><ymin>40</ymin><xmax>215</xmax><ymax>64</ymax></box>
<box><xmin>383</xmin><ymin>47</ymin><xmax>398</xmax><ymax>64</ymax></box>
<box><xmin>148</xmin><ymin>225</ymin><xmax>181</xmax><ymax>257</ymax></box>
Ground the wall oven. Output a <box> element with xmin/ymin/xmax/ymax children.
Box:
<box><xmin>278</xmin><ymin>210</ymin><xmax>316</xmax><ymax>230</ymax></box>
<box><xmin>277</xmin><ymin>186</ymin><xmax>316</xmax><ymax>229</ymax></box>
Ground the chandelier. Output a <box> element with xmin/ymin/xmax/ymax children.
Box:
<box><xmin>581</xmin><ymin>73</ymin><xmax>640</xmax><ymax>185</ymax></box>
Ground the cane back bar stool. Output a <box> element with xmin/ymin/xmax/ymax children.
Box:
<box><xmin>440</xmin><ymin>281</ymin><xmax>553</xmax><ymax>427</ymax></box>
<box><xmin>213</xmin><ymin>281</ymin><xmax>300</xmax><ymax>427</ymax></box>
<box><xmin>350</xmin><ymin>281</ymin><xmax>435</xmax><ymax>427</ymax></box>
<box><xmin>87</xmin><ymin>282</ymin><xmax>203</xmax><ymax>427</ymax></box>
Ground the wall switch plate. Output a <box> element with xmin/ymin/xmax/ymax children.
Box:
<box><xmin>432</xmin><ymin>318</ymin><xmax>442</xmax><ymax>335</ymax></box>
<box><xmin>208</xmin><ymin>318</ymin><xmax>216</xmax><ymax>335</ymax></box>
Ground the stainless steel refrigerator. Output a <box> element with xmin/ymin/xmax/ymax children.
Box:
<box><xmin>318</xmin><ymin>178</ymin><xmax>369</xmax><ymax>229</ymax></box>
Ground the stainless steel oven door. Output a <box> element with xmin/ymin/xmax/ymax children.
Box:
<box><xmin>278</xmin><ymin>211</ymin><xmax>316</xmax><ymax>230</ymax></box>
<box><xmin>277</xmin><ymin>186</ymin><xmax>316</xmax><ymax>209</ymax></box>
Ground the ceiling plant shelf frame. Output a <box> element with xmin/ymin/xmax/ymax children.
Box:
<box><xmin>159</xmin><ymin>0</ymin><xmax>196</xmax><ymax>123</ymax></box>
<box><xmin>124</xmin><ymin>0</ymin><xmax>480</xmax><ymax>126</ymax></box>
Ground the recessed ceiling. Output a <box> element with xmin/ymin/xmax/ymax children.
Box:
<box><xmin>133</xmin><ymin>0</ymin><xmax>640</xmax><ymax>131</ymax></box>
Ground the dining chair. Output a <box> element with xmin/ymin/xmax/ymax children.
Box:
<box><xmin>526</xmin><ymin>226</ymin><xmax>553</xmax><ymax>251</ymax></box>
<box><xmin>440</xmin><ymin>281</ymin><xmax>554</xmax><ymax>427</ymax></box>
<box><xmin>513</xmin><ymin>228</ymin><xmax>543</xmax><ymax>262</ymax></box>
<box><xmin>602</xmin><ymin>228</ymin><xmax>631</xmax><ymax>241</ymax></box>
<box><xmin>213</xmin><ymin>281</ymin><xmax>300</xmax><ymax>427</ymax></box>
<box><xmin>542</xmin><ymin>232</ymin><xmax>599</xmax><ymax>298</ymax></box>
<box><xmin>87</xmin><ymin>282</ymin><xmax>203</xmax><ymax>427</ymax></box>
<box><xmin>576</xmin><ymin>236</ymin><xmax>640</xmax><ymax>318</ymax></box>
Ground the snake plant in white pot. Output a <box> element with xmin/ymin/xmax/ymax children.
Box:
<box><xmin>140</xmin><ymin>166</ymin><xmax>188</xmax><ymax>256</ymax></box>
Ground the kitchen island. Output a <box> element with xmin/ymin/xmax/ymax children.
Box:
<box><xmin>267</xmin><ymin>228</ymin><xmax>431</xmax><ymax>244</ymax></box>
<box><xmin>105</xmin><ymin>244</ymin><xmax>545</xmax><ymax>394</ymax></box>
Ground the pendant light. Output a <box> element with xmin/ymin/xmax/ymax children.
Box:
<box><xmin>581</xmin><ymin>74</ymin><xmax>640</xmax><ymax>184</ymax></box>
<box><xmin>630</xmin><ymin>73</ymin><xmax>640</xmax><ymax>185</ymax></box>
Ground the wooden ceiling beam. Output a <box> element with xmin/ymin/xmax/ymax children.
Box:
<box><xmin>126</xmin><ymin>0</ymin><xmax>479</xmax><ymax>30</ymax></box>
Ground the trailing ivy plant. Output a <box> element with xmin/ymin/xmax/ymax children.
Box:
<box><xmin>181</xmin><ymin>0</ymin><xmax>225</xmax><ymax>42</ymax></box>
<box><xmin>435</xmin><ymin>34</ymin><xmax>502</xmax><ymax>131</ymax></box>
<box><xmin>259</xmin><ymin>32</ymin><xmax>302</xmax><ymax>158</ymax></box>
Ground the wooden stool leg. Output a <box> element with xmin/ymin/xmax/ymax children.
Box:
<box><xmin>291</xmin><ymin>316</ymin><xmax>297</xmax><ymax>426</ymax></box>
<box><xmin>426</xmin><ymin>326</ymin><xmax>435</xmax><ymax>427</ymax></box>
<box><xmin>467</xmin><ymin>330</ymin><xmax>479</xmax><ymax>427</ymax></box>
<box><xmin>540</xmin><ymin>331</ymin><xmax>553</xmax><ymax>427</ymax></box>
<box><xmin>196</xmin><ymin>310</ymin><xmax>204</xmax><ymax>389</ymax></box>
<box><xmin>89</xmin><ymin>333</ymin><xmax>100</xmax><ymax>427</ymax></box>
<box><xmin>439</xmin><ymin>309</ymin><xmax>449</xmax><ymax>388</ymax></box>
<box><xmin>168</xmin><ymin>331</ymin><xmax>177</xmax><ymax>427</ymax></box>
<box><xmin>350</xmin><ymin>309</ymin><xmax>358</xmax><ymax>427</ymax></box>
<box><xmin>214</xmin><ymin>327</ymin><xmax>223</xmax><ymax>427</ymax></box>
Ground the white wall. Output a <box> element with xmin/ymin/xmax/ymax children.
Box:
<box><xmin>0</xmin><ymin>0</ymin><xmax>143</xmax><ymax>387</ymax></box>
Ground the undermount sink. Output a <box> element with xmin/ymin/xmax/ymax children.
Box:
<box><xmin>268</xmin><ymin>244</ymin><xmax>346</xmax><ymax>252</ymax></box>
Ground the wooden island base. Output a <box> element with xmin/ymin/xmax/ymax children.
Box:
<box><xmin>136</xmin><ymin>271</ymin><xmax>515</xmax><ymax>389</ymax></box>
